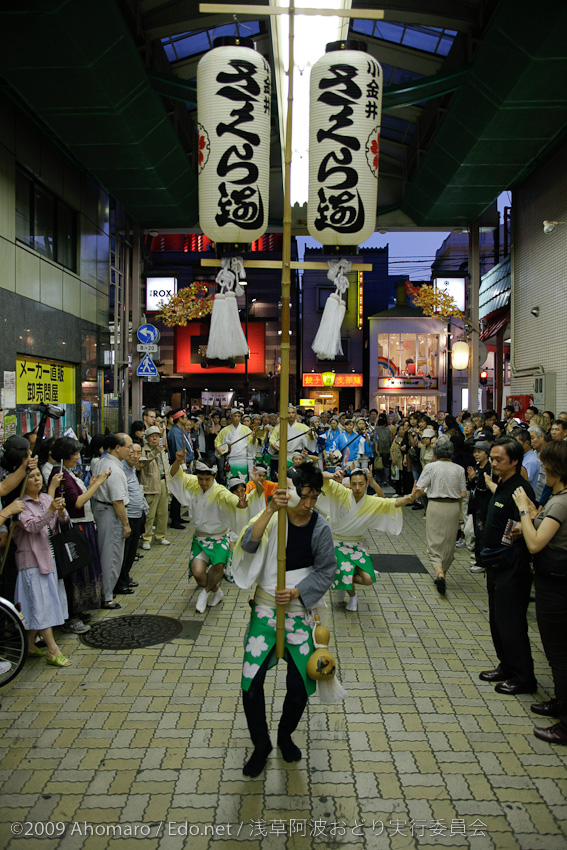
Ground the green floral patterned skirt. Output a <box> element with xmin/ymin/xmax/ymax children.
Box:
<box><xmin>190</xmin><ymin>534</ymin><xmax>231</xmax><ymax>566</ymax></box>
<box><xmin>332</xmin><ymin>540</ymin><xmax>375</xmax><ymax>590</ymax></box>
<box><xmin>241</xmin><ymin>596</ymin><xmax>316</xmax><ymax>696</ymax></box>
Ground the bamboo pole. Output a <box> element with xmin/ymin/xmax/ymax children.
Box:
<box><xmin>275</xmin><ymin>0</ymin><xmax>295</xmax><ymax>659</ymax></box>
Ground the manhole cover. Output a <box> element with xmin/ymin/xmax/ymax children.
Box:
<box><xmin>371</xmin><ymin>554</ymin><xmax>426</xmax><ymax>574</ymax></box>
<box><xmin>80</xmin><ymin>615</ymin><xmax>183</xmax><ymax>650</ymax></box>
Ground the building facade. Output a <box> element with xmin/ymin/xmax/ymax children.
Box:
<box><xmin>0</xmin><ymin>91</ymin><xmax>114</xmax><ymax>440</ymax></box>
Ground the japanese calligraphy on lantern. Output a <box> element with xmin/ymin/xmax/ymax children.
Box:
<box><xmin>308</xmin><ymin>44</ymin><xmax>382</xmax><ymax>246</ymax></box>
<box><xmin>197</xmin><ymin>40</ymin><xmax>271</xmax><ymax>243</ymax></box>
<box><xmin>16</xmin><ymin>357</ymin><xmax>75</xmax><ymax>405</ymax></box>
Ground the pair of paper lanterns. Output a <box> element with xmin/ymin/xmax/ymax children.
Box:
<box><xmin>197</xmin><ymin>37</ymin><xmax>382</xmax><ymax>247</ymax></box>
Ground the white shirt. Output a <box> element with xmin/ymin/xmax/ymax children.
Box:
<box><xmin>93</xmin><ymin>454</ymin><xmax>129</xmax><ymax>506</ymax></box>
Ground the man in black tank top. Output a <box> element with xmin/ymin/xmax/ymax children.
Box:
<box><xmin>233</xmin><ymin>465</ymin><xmax>337</xmax><ymax>778</ymax></box>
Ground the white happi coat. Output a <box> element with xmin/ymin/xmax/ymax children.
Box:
<box><xmin>316</xmin><ymin>478</ymin><xmax>403</xmax><ymax>544</ymax></box>
<box><xmin>168</xmin><ymin>469</ymin><xmax>260</xmax><ymax>538</ymax></box>
<box><xmin>214</xmin><ymin>423</ymin><xmax>252</xmax><ymax>463</ymax></box>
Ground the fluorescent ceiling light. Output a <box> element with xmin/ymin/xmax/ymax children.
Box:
<box><xmin>271</xmin><ymin>0</ymin><xmax>350</xmax><ymax>206</ymax></box>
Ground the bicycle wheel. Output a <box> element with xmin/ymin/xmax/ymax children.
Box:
<box><xmin>0</xmin><ymin>597</ymin><xmax>28</xmax><ymax>687</ymax></box>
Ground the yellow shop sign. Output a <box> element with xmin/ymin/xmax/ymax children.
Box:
<box><xmin>16</xmin><ymin>357</ymin><xmax>75</xmax><ymax>405</ymax></box>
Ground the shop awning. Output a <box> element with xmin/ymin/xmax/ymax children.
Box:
<box><xmin>480</xmin><ymin>311</ymin><xmax>509</xmax><ymax>341</ymax></box>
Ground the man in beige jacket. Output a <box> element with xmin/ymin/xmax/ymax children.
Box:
<box><xmin>139</xmin><ymin>425</ymin><xmax>171</xmax><ymax>549</ymax></box>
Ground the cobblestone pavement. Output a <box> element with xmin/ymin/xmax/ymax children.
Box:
<box><xmin>1</xmin><ymin>499</ymin><xmax>566</xmax><ymax>850</ymax></box>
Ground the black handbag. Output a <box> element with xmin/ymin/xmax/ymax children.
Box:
<box><xmin>480</xmin><ymin>544</ymin><xmax>516</xmax><ymax>569</ymax></box>
<box><xmin>49</xmin><ymin>522</ymin><xmax>92</xmax><ymax>579</ymax></box>
<box><xmin>534</xmin><ymin>547</ymin><xmax>567</xmax><ymax>579</ymax></box>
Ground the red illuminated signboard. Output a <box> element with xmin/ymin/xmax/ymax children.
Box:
<box><xmin>176</xmin><ymin>323</ymin><xmax>265</xmax><ymax>374</ymax></box>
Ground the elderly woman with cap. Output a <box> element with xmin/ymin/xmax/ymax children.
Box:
<box><xmin>416</xmin><ymin>437</ymin><xmax>467</xmax><ymax>595</ymax></box>
<box><xmin>139</xmin><ymin>425</ymin><xmax>171</xmax><ymax>549</ymax></box>
<box><xmin>466</xmin><ymin>440</ymin><xmax>494</xmax><ymax>573</ymax></box>
<box><xmin>215</xmin><ymin>409</ymin><xmax>253</xmax><ymax>482</ymax></box>
<box><xmin>168</xmin><ymin>452</ymin><xmax>250</xmax><ymax>613</ymax></box>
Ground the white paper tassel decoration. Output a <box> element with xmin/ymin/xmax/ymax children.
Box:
<box><xmin>312</xmin><ymin>258</ymin><xmax>351</xmax><ymax>359</ymax></box>
<box><xmin>206</xmin><ymin>293</ymin><xmax>227</xmax><ymax>359</ymax></box>
<box><xmin>197</xmin><ymin>39</ymin><xmax>271</xmax><ymax>243</ymax></box>
<box><xmin>308</xmin><ymin>41</ymin><xmax>382</xmax><ymax>246</ymax></box>
<box><xmin>206</xmin><ymin>258</ymin><xmax>250</xmax><ymax>359</ymax></box>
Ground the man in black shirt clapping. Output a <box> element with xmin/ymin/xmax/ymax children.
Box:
<box><xmin>479</xmin><ymin>438</ymin><xmax>537</xmax><ymax>696</ymax></box>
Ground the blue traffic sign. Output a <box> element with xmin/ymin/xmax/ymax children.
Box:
<box><xmin>137</xmin><ymin>324</ymin><xmax>160</xmax><ymax>344</ymax></box>
<box><xmin>137</xmin><ymin>353</ymin><xmax>159</xmax><ymax>378</ymax></box>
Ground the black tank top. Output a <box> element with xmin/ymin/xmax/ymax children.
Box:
<box><xmin>285</xmin><ymin>510</ymin><xmax>318</xmax><ymax>572</ymax></box>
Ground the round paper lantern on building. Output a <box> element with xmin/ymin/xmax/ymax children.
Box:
<box><xmin>197</xmin><ymin>37</ymin><xmax>271</xmax><ymax>244</ymax></box>
<box><xmin>308</xmin><ymin>41</ymin><xmax>382</xmax><ymax>247</ymax></box>
<box><xmin>451</xmin><ymin>340</ymin><xmax>470</xmax><ymax>371</ymax></box>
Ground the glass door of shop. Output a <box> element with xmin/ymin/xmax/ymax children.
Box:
<box><xmin>374</xmin><ymin>395</ymin><xmax>440</xmax><ymax>417</ymax></box>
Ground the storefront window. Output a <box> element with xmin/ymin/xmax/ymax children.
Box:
<box><xmin>373</xmin><ymin>395</ymin><xmax>439</xmax><ymax>417</ymax></box>
<box><xmin>378</xmin><ymin>333</ymin><xmax>438</xmax><ymax>378</ymax></box>
<box><xmin>375</xmin><ymin>332</ymin><xmax>441</xmax><ymax>415</ymax></box>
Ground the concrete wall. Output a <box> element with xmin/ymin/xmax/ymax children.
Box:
<box><xmin>511</xmin><ymin>141</ymin><xmax>567</xmax><ymax>414</ymax></box>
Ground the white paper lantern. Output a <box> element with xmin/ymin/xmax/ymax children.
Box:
<box><xmin>451</xmin><ymin>340</ymin><xmax>470</xmax><ymax>371</ymax></box>
<box><xmin>308</xmin><ymin>41</ymin><xmax>382</xmax><ymax>246</ymax></box>
<box><xmin>197</xmin><ymin>38</ymin><xmax>271</xmax><ymax>244</ymax></box>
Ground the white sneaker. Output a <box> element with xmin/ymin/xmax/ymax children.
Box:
<box><xmin>455</xmin><ymin>539</ymin><xmax>466</xmax><ymax>548</ymax></box>
<box><xmin>158</xmin><ymin>539</ymin><xmax>171</xmax><ymax>546</ymax></box>
<box><xmin>0</xmin><ymin>660</ymin><xmax>12</xmax><ymax>675</ymax></box>
<box><xmin>63</xmin><ymin>618</ymin><xmax>91</xmax><ymax>634</ymax></box>
<box><xmin>338</xmin><ymin>589</ymin><xmax>346</xmax><ymax>602</ymax></box>
<box><xmin>207</xmin><ymin>589</ymin><xmax>225</xmax><ymax>607</ymax></box>
<box><xmin>196</xmin><ymin>589</ymin><xmax>210</xmax><ymax>613</ymax></box>
<box><xmin>470</xmin><ymin>564</ymin><xmax>485</xmax><ymax>573</ymax></box>
<box><xmin>141</xmin><ymin>542</ymin><xmax>151</xmax><ymax>550</ymax></box>
<box><xmin>345</xmin><ymin>594</ymin><xmax>358</xmax><ymax>612</ymax></box>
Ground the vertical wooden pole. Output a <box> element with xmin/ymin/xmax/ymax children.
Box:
<box><xmin>468</xmin><ymin>222</ymin><xmax>480</xmax><ymax>413</ymax></box>
<box><xmin>275</xmin><ymin>1</ymin><xmax>295</xmax><ymax>659</ymax></box>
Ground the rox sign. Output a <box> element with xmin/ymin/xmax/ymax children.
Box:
<box><xmin>145</xmin><ymin>277</ymin><xmax>177</xmax><ymax>312</ymax></box>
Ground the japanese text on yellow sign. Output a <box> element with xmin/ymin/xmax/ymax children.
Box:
<box><xmin>16</xmin><ymin>358</ymin><xmax>75</xmax><ymax>405</ymax></box>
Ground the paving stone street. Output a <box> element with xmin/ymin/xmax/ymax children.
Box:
<box><xmin>1</xmin><ymin>501</ymin><xmax>566</xmax><ymax>850</ymax></box>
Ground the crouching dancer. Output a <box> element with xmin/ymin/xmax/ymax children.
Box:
<box><xmin>231</xmin><ymin>464</ymin><xmax>336</xmax><ymax>778</ymax></box>
<box><xmin>317</xmin><ymin>468</ymin><xmax>422</xmax><ymax>611</ymax></box>
<box><xmin>168</xmin><ymin>453</ymin><xmax>249</xmax><ymax>613</ymax></box>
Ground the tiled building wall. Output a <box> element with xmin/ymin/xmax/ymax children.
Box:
<box><xmin>511</xmin><ymin>140</ymin><xmax>567</xmax><ymax>412</ymax></box>
<box><xmin>0</xmin><ymin>92</ymin><xmax>113</xmax><ymax>432</ymax></box>
<box><xmin>0</xmin><ymin>91</ymin><xmax>110</xmax><ymax>329</ymax></box>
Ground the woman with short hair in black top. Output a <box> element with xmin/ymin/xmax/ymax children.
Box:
<box><xmin>513</xmin><ymin>441</ymin><xmax>567</xmax><ymax>745</ymax></box>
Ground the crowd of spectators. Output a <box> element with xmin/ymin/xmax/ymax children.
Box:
<box><xmin>1</xmin><ymin>400</ymin><xmax>566</xmax><ymax>745</ymax></box>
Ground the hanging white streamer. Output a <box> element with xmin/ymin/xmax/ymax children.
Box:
<box><xmin>311</xmin><ymin>258</ymin><xmax>352</xmax><ymax>360</ymax></box>
<box><xmin>230</xmin><ymin>256</ymin><xmax>247</xmax><ymax>297</ymax></box>
<box><xmin>206</xmin><ymin>257</ymin><xmax>249</xmax><ymax>359</ymax></box>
